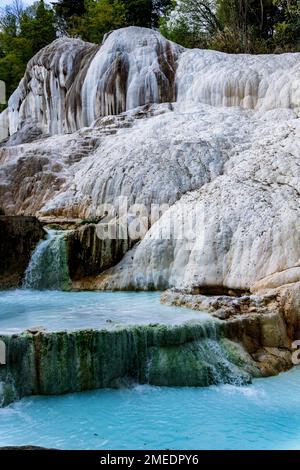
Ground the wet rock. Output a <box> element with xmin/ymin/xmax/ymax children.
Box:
<box><xmin>0</xmin><ymin>321</ymin><xmax>258</xmax><ymax>405</ymax></box>
<box><xmin>66</xmin><ymin>223</ymin><xmax>134</xmax><ymax>281</ymax></box>
<box><xmin>160</xmin><ymin>286</ymin><xmax>298</xmax><ymax>377</ymax></box>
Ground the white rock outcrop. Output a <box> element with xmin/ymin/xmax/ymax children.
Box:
<box><xmin>1</xmin><ymin>27</ymin><xmax>300</xmax><ymax>292</ymax></box>
<box><xmin>3</xmin><ymin>27</ymin><xmax>180</xmax><ymax>138</ymax></box>
<box><xmin>81</xmin><ymin>108</ymin><xmax>300</xmax><ymax>292</ymax></box>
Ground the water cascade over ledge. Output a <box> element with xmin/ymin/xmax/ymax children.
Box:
<box><xmin>23</xmin><ymin>230</ymin><xmax>70</xmax><ymax>290</ymax></box>
<box><xmin>0</xmin><ymin>312</ymin><xmax>259</xmax><ymax>405</ymax></box>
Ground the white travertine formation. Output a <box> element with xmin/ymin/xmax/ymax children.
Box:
<box><xmin>3</xmin><ymin>27</ymin><xmax>300</xmax><ymax>140</ymax></box>
<box><xmin>176</xmin><ymin>50</ymin><xmax>300</xmax><ymax>112</ymax></box>
<box><xmin>1</xmin><ymin>27</ymin><xmax>300</xmax><ymax>292</ymax></box>
<box><xmin>7</xmin><ymin>38</ymin><xmax>97</xmax><ymax>136</ymax></box>
<box><xmin>0</xmin><ymin>109</ymin><xmax>8</xmax><ymax>142</ymax></box>
<box><xmin>84</xmin><ymin>108</ymin><xmax>300</xmax><ymax>291</ymax></box>
<box><xmin>2</xmin><ymin>27</ymin><xmax>180</xmax><ymax>138</ymax></box>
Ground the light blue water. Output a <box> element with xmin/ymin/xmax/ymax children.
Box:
<box><xmin>0</xmin><ymin>290</ymin><xmax>209</xmax><ymax>333</ymax></box>
<box><xmin>1</xmin><ymin>289</ymin><xmax>298</xmax><ymax>449</ymax></box>
<box><xmin>0</xmin><ymin>367</ymin><xmax>300</xmax><ymax>450</ymax></box>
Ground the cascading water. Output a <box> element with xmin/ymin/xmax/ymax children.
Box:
<box><xmin>23</xmin><ymin>230</ymin><xmax>70</xmax><ymax>290</ymax></box>
<box><xmin>145</xmin><ymin>320</ymin><xmax>255</xmax><ymax>387</ymax></box>
<box><xmin>0</xmin><ymin>317</ymin><xmax>258</xmax><ymax>404</ymax></box>
<box><xmin>193</xmin><ymin>321</ymin><xmax>253</xmax><ymax>386</ymax></box>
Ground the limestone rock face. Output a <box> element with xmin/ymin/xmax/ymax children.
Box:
<box><xmin>4</xmin><ymin>27</ymin><xmax>181</xmax><ymax>138</ymax></box>
<box><xmin>176</xmin><ymin>50</ymin><xmax>300</xmax><ymax>112</ymax></box>
<box><xmin>7</xmin><ymin>38</ymin><xmax>97</xmax><ymax>137</ymax></box>
<box><xmin>161</xmin><ymin>285</ymin><xmax>297</xmax><ymax>377</ymax></box>
<box><xmin>81</xmin><ymin>110</ymin><xmax>300</xmax><ymax>292</ymax></box>
<box><xmin>1</xmin><ymin>27</ymin><xmax>300</xmax><ymax>294</ymax></box>
<box><xmin>66</xmin><ymin>223</ymin><xmax>134</xmax><ymax>281</ymax></box>
<box><xmin>0</xmin><ymin>105</ymin><xmax>226</xmax><ymax>219</ymax></box>
<box><xmin>3</xmin><ymin>27</ymin><xmax>300</xmax><ymax>140</ymax></box>
<box><xmin>0</xmin><ymin>110</ymin><xmax>8</xmax><ymax>142</ymax></box>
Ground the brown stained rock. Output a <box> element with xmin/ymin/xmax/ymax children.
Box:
<box><xmin>66</xmin><ymin>223</ymin><xmax>135</xmax><ymax>281</ymax></box>
<box><xmin>161</xmin><ymin>283</ymin><xmax>300</xmax><ymax>377</ymax></box>
<box><xmin>252</xmin><ymin>347</ymin><xmax>292</xmax><ymax>376</ymax></box>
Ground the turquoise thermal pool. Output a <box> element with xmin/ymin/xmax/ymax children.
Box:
<box><xmin>0</xmin><ymin>367</ymin><xmax>300</xmax><ymax>450</ymax></box>
<box><xmin>0</xmin><ymin>290</ymin><xmax>209</xmax><ymax>333</ymax></box>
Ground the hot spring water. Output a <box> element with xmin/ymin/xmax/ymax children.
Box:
<box><xmin>0</xmin><ymin>229</ymin><xmax>256</xmax><ymax>402</ymax></box>
<box><xmin>1</xmin><ymin>367</ymin><xmax>300</xmax><ymax>450</ymax></box>
<box><xmin>0</xmin><ymin>229</ymin><xmax>298</xmax><ymax>449</ymax></box>
<box><xmin>0</xmin><ymin>290</ymin><xmax>211</xmax><ymax>333</ymax></box>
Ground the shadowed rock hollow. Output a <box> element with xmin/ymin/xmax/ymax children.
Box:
<box><xmin>0</xmin><ymin>216</ymin><xmax>45</xmax><ymax>288</ymax></box>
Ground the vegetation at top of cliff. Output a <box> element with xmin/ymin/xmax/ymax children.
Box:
<box><xmin>160</xmin><ymin>0</ymin><xmax>300</xmax><ymax>53</ymax></box>
<box><xmin>0</xmin><ymin>0</ymin><xmax>56</xmax><ymax>109</ymax></box>
<box><xmin>0</xmin><ymin>0</ymin><xmax>300</xmax><ymax>109</ymax></box>
<box><xmin>54</xmin><ymin>0</ymin><xmax>172</xmax><ymax>41</ymax></box>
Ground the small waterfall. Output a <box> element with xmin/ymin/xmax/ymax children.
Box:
<box><xmin>23</xmin><ymin>230</ymin><xmax>70</xmax><ymax>290</ymax></box>
<box><xmin>191</xmin><ymin>320</ymin><xmax>251</xmax><ymax>386</ymax></box>
<box><xmin>137</xmin><ymin>320</ymin><xmax>257</xmax><ymax>387</ymax></box>
<box><xmin>143</xmin><ymin>320</ymin><xmax>256</xmax><ymax>387</ymax></box>
<box><xmin>0</xmin><ymin>320</ymin><xmax>260</xmax><ymax>405</ymax></box>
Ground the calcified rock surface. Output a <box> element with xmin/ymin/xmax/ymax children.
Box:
<box><xmin>1</xmin><ymin>26</ymin><xmax>300</xmax><ymax>296</ymax></box>
<box><xmin>5</xmin><ymin>27</ymin><xmax>180</xmax><ymax>137</ymax></box>
<box><xmin>161</xmin><ymin>287</ymin><xmax>295</xmax><ymax>374</ymax></box>
<box><xmin>0</xmin><ymin>321</ymin><xmax>259</xmax><ymax>405</ymax></box>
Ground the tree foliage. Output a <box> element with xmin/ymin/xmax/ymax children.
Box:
<box><xmin>54</xmin><ymin>0</ymin><xmax>86</xmax><ymax>34</ymax></box>
<box><xmin>79</xmin><ymin>0</ymin><xmax>127</xmax><ymax>42</ymax></box>
<box><xmin>160</xmin><ymin>0</ymin><xmax>300</xmax><ymax>52</ymax></box>
<box><xmin>0</xmin><ymin>0</ymin><xmax>300</xmax><ymax>108</ymax></box>
<box><xmin>0</xmin><ymin>0</ymin><xmax>56</xmax><ymax>105</ymax></box>
<box><xmin>54</xmin><ymin>0</ymin><xmax>172</xmax><ymax>37</ymax></box>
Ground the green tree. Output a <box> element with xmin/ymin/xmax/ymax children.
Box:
<box><xmin>124</xmin><ymin>0</ymin><xmax>171</xmax><ymax>28</ymax></box>
<box><xmin>72</xmin><ymin>0</ymin><xmax>172</xmax><ymax>41</ymax></box>
<box><xmin>20</xmin><ymin>0</ymin><xmax>56</xmax><ymax>55</ymax></box>
<box><xmin>272</xmin><ymin>0</ymin><xmax>300</xmax><ymax>50</ymax></box>
<box><xmin>53</xmin><ymin>0</ymin><xmax>86</xmax><ymax>35</ymax></box>
<box><xmin>123</xmin><ymin>0</ymin><xmax>153</xmax><ymax>27</ymax></box>
<box><xmin>0</xmin><ymin>0</ymin><xmax>56</xmax><ymax>105</ymax></box>
<box><xmin>81</xmin><ymin>0</ymin><xmax>127</xmax><ymax>43</ymax></box>
<box><xmin>160</xmin><ymin>0</ymin><xmax>300</xmax><ymax>51</ymax></box>
<box><xmin>159</xmin><ymin>0</ymin><xmax>220</xmax><ymax>48</ymax></box>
